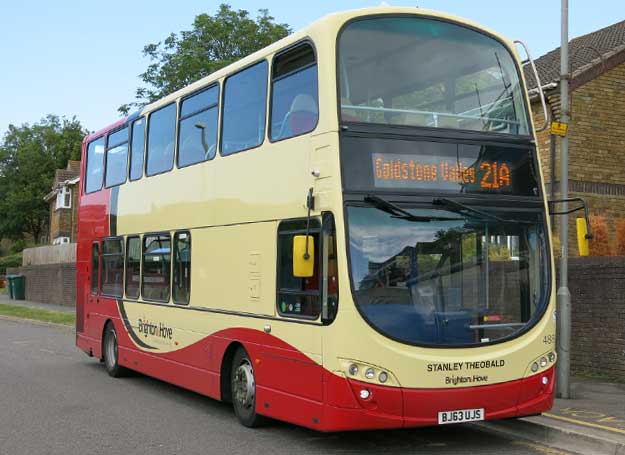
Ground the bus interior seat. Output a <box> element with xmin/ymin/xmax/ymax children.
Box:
<box><xmin>280</xmin><ymin>94</ymin><xmax>318</xmax><ymax>138</ymax></box>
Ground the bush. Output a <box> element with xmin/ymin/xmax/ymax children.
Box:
<box><xmin>0</xmin><ymin>253</ymin><xmax>22</xmax><ymax>275</ymax></box>
<box><xmin>589</xmin><ymin>215</ymin><xmax>611</xmax><ymax>257</ymax></box>
<box><xmin>616</xmin><ymin>219</ymin><xmax>625</xmax><ymax>256</ymax></box>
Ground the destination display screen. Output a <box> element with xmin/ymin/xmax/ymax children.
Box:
<box><xmin>373</xmin><ymin>153</ymin><xmax>514</xmax><ymax>192</ymax></box>
<box><xmin>340</xmin><ymin>136</ymin><xmax>539</xmax><ymax>197</ymax></box>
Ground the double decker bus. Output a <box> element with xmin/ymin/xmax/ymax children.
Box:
<box><xmin>76</xmin><ymin>6</ymin><xmax>556</xmax><ymax>431</ymax></box>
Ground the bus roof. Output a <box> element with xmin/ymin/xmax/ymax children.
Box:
<box><xmin>88</xmin><ymin>6</ymin><xmax>518</xmax><ymax>138</ymax></box>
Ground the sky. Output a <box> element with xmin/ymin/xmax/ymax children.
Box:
<box><xmin>1</xmin><ymin>1</ymin><xmax>623</xmax><ymax>137</ymax></box>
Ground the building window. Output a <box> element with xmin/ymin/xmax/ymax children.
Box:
<box><xmin>101</xmin><ymin>238</ymin><xmax>124</xmax><ymax>297</ymax></box>
<box><xmin>130</xmin><ymin>118</ymin><xmax>146</xmax><ymax>181</ymax></box>
<box><xmin>173</xmin><ymin>231</ymin><xmax>191</xmax><ymax>304</ymax></box>
<box><xmin>105</xmin><ymin>127</ymin><xmax>129</xmax><ymax>188</ymax></box>
<box><xmin>125</xmin><ymin>236</ymin><xmax>141</xmax><ymax>299</ymax></box>
<box><xmin>56</xmin><ymin>186</ymin><xmax>72</xmax><ymax>210</ymax></box>
<box><xmin>221</xmin><ymin>61</ymin><xmax>268</xmax><ymax>155</ymax></box>
<box><xmin>146</xmin><ymin>103</ymin><xmax>177</xmax><ymax>176</ymax></box>
<box><xmin>91</xmin><ymin>242</ymin><xmax>100</xmax><ymax>294</ymax></box>
<box><xmin>178</xmin><ymin>85</ymin><xmax>219</xmax><ymax>167</ymax></box>
<box><xmin>270</xmin><ymin>43</ymin><xmax>318</xmax><ymax>141</ymax></box>
<box><xmin>52</xmin><ymin>236</ymin><xmax>70</xmax><ymax>245</ymax></box>
<box><xmin>142</xmin><ymin>233</ymin><xmax>171</xmax><ymax>302</ymax></box>
<box><xmin>85</xmin><ymin>137</ymin><xmax>105</xmax><ymax>194</ymax></box>
<box><xmin>276</xmin><ymin>219</ymin><xmax>321</xmax><ymax>319</ymax></box>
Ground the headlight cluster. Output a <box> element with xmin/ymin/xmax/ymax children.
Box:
<box><xmin>529</xmin><ymin>351</ymin><xmax>556</xmax><ymax>374</ymax></box>
<box><xmin>341</xmin><ymin>359</ymin><xmax>394</xmax><ymax>385</ymax></box>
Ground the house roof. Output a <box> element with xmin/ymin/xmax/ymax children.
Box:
<box><xmin>525</xmin><ymin>19</ymin><xmax>625</xmax><ymax>90</ymax></box>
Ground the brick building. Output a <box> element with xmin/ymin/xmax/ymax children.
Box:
<box><xmin>43</xmin><ymin>160</ymin><xmax>80</xmax><ymax>245</ymax></box>
<box><xmin>526</xmin><ymin>20</ymin><xmax>625</xmax><ymax>253</ymax></box>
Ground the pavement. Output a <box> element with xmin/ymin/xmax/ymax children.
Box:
<box><xmin>482</xmin><ymin>377</ymin><xmax>625</xmax><ymax>454</ymax></box>
<box><xmin>1</xmin><ymin>298</ymin><xmax>624</xmax><ymax>454</ymax></box>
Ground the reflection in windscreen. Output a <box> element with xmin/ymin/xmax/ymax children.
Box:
<box><xmin>347</xmin><ymin>205</ymin><xmax>546</xmax><ymax>346</ymax></box>
<box><xmin>339</xmin><ymin>17</ymin><xmax>529</xmax><ymax>135</ymax></box>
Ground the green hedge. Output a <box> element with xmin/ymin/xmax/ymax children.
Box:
<box><xmin>0</xmin><ymin>253</ymin><xmax>22</xmax><ymax>275</ymax></box>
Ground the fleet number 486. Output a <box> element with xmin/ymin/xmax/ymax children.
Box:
<box><xmin>543</xmin><ymin>334</ymin><xmax>555</xmax><ymax>345</ymax></box>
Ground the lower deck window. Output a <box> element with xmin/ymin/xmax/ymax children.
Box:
<box><xmin>173</xmin><ymin>231</ymin><xmax>191</xmax><ymax>304</ymax></box>
<box><xmin>142</xmin><ymin>234</ymin><xmax>171</xmax><ymax>302</ymax></box>
<box><xmin>125</xmin><ymin>236</ymin><xmax>141</xmax><ymax>299</ymax></box>
<box><xmin>101</xmin><ymin>238</ymin><xmax>124</xmax><ymax>297</ymax></box>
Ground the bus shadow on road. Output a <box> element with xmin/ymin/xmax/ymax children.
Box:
<box><xmin>83</xmin><ymin>361</ymin><xmax>510</xmax><ymax>453</ymax></box>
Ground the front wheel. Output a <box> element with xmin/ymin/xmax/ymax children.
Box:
<box><xmin>103</xmin><ymin>323</ymin><xmax>127</xmax><ymax>378</ymax></box>
<box><xmin>231</xmin><ymin>347</ymin><xmax>266</xmax><ymax>427</ymax></box>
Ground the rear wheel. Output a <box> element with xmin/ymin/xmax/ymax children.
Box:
<box><xmin>231</xmin><ymin>347</ymin><xmax>266</xmax><ymax>427</ymax></box>
<box><xmin>103</xmin><ymin>323</ymin><xmax>127</xmax><ymax>378</ymax></box>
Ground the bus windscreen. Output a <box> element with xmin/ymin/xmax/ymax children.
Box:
<box><xmin>338</xmin><ymin>17</ymin><xmax>529</xmax><ymax>135</ymax></box>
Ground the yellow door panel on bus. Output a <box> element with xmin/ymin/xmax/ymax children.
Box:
<box><xmin>191</xmin><ymin>222</ymin><xmax>277</xmax><ymax>316</ymax></box>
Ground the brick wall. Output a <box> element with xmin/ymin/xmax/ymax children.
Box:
<box><xmin>532</xmin><ymin>60</ymin><xmax>625</xmax><ymax>256</ymax></box>
<box><xmin>566</xmin><ymin>257</ymin><xmax>625</xmax><ymax>380</ymax></box>
<box><xmin>7</xmin><ymin>263</ymin><xmax>76</xmax><ymax>307</ymax></box>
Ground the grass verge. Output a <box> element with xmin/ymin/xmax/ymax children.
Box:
<box><xmin>0</xmin><ymin>303</ymin><xmax>74</xmax><ymax>326</ymax></box>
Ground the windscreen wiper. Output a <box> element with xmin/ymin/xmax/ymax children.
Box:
<box><xmin>364</xmin><ymin>195</ymin><xmax>459</xmax><ymax>222</ymax></box>
<box><xmin>432</xmin><ymin>198</ymin><xmax>534</xmax><ymax>224</ymax></box>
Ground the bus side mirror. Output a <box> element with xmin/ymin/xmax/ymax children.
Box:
<box><xmin>576</xmin><ymin>218</ymin><xmax>590</xmax><ymax>257</ymax></box>
<box><xmin>293</xmin><ymin>235</ymin><xmax>314</xmax><ymax>278</ymax></box>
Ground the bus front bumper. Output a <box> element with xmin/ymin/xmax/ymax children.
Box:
<box><xmin>319</xmin><ymin>366</ymin><xmax>555</xmax><ymax>431</ymax></box>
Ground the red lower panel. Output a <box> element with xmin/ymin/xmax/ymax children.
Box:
<box><xmin>77</xmin><ymin>307</ymin><xmax>554</xmax><ymax>432</ymax></box>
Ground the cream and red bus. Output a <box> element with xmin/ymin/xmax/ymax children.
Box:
<box><xmin>76</xmin><ymin>6</ymin><xmax>556</xmax><ymax>431</ymax></box>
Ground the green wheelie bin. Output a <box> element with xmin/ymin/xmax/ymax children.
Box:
<box><xmin>12</xmin><ymin>275</ymin><xmax>25</xmax><ymax>300</ymax></box>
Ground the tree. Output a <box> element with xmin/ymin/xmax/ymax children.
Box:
<box><xmin>119</xmin><ymin>4</ymin><xmax>291</xmax><ymax>114</ymax></box>
<box><xmin>0</xmin><ymin>115</ymin><xmax>87</xmax><ymax>243</ymax></box>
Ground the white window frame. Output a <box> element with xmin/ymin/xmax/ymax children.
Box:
<box><xmin>53</xmin><ymin>236</ymin><xmax>70</xmax><ymax>245</ymax></box>
<box><xmin>56</xmin><ymin>186</ymin><xmax>71</xmax><ymax>210</ymax></box>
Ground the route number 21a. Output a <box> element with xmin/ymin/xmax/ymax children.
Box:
<box><xmin>480</xmin><ymin>161</ymin><xmax>511</xmax><ymax>189</ymax></box>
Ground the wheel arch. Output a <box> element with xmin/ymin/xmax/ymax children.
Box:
<box><xmin>100</xmin><ymin>319</ymin><xmax>114</xmax><ymax>360</ymax></box>
<box><xmin>220</xmin><ymin>341</ymin><xmax>245</xmax><ymax>403</ymax></box>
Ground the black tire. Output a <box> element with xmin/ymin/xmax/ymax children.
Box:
<box><xmin>230</xmin><ymin>347</ymin><xmax>266</xmax><ymax>427</ymax></box>
<box><xmin>103</xmin><ymin>323</ymin><xmax>127</xmax><ymax>378</ymax></box>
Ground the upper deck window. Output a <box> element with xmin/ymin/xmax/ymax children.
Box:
<box><xmin>221</xmin><ymin>61</ymin><xmax>268</xmax><ymax>155</ymax></box>
<box><xmin>146</xmin><ymin>103</ymin><xmax>176</xmax><ymax>176</ymax></box>
<box><xmin>178</xmin><ymin>85</ymin><xmax>219</xmax><ymax>167</ymax></box>
<box><xmin>270</xmin><ymin>43</ymin><xmax>319</xmax><ymax>141</ymax></box>
<box><xmin>105</xmin><ymin>127</ymin><xmax>129</xmax><ymax>188</ymax></box>
<box><xmin>338</xmin><ymin>17</ymin><xmax>529</xmax><ymax>136</ymax></box>
<box><xmin>129</xmin><ymin>118</ymin><xmax>145</xmax><ymax>181</ymax></box>
<box><xmin>85</xmin><ymin>137</ymin><xmax>105</xmax><ymax>194</ymax></box>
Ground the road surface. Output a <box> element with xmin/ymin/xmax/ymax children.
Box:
<box><xmin>0</xmin><ymin>317</ymin><xmax>574</xmax><ymax>455</ymax></box>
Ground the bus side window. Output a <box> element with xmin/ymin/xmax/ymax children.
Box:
<box><xmin>101</xmin><ymin>238</ymin><xmax>124</xmax><ymax>297</ymax></box>
<box><xmin>146</xmin><ymin>103</ymin><xmax>176</xmax><ymax>176</ymax></box>
<box><xmin>173</xmin><ymin>231</ymin><xmax>191</xmax><ymax>305</ymax></box>
<box><xmin>129</xmin><ymin>118</ymin><xmax>145</xmax><ymax>181</ymax></box>
<box><xmin>221</xmin><ymin>60</ymin><xmax>268</xmax><ymax>155</ymax></box>
<box><xmin>277</xmin><ymin>219</ymin><xmax>321</xmax><ymax>319</ymax></box>
<box><xmin>105</xmin><ymin>128</ymin><xmax>129</xmax><ymax>188</ymax></box>
<box><xmin>142</xmin><ymin>233</ymin><xmax>171</xmax><ymax>302</ymax></box>
<box><xmin>85</xmin><ymin>137</ymin><xmax>105</xmax><ymax>194</ymax></box>
<box><xmin>178</xmin><ymin>85</ymin><xmax>219</xmax><ymax>167</ymax></box>
<box><xmin>91</xmin><ymin>242</ymin><xmax>100</xmax><ymax>295</ymax></box>
<box><xmin>270</xmin><ymin>43</ymin><xmax>318</xmax><ymax>141</ymax></box>
<box><xmin>125</xmin><ymin>236</ymin><xmax>141</xmax><ymax>299</ymax></box>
